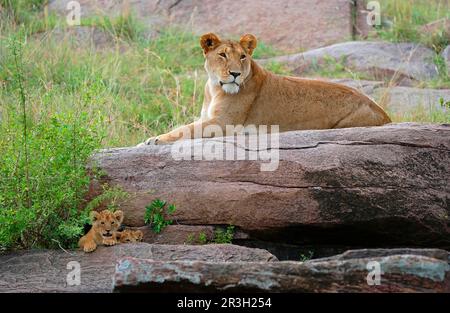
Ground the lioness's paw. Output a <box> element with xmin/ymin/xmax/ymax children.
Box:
<box><xmin>83</xmin><ymin>242</ymin><xmax>97</xmax><ymax>253</ymax></box>
<box><xmin>137</xmin><ymin>136</ymin><xmax>160</xmax><ymax>147</ymax></box>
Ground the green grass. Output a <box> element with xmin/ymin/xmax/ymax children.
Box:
<box><xmin>374</xmin><ymin>0</ymin><xmax>449</xmax><ymax>53</ymax></box>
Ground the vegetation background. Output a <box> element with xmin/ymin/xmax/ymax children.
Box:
<box><xmin>0</xmin><ymin>0</ymin><xmax>449</xmax><ymax>251</ymax></box>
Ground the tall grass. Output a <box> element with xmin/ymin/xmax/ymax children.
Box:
<box><xmin>376</xmin><ymin>0</ymin><xmax>450</xmax><ymax>52</ymax></box>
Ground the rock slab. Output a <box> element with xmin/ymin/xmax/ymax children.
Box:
<box><xmin>89</xmin><ymin>123</ymin><xmax>450</xmax><ymax>248</ymax></box>
<box><xmin>0</xmin><ymin>244</ymin><xmax>276</xmax><ymax>292</ymax></box>
<box><xmin>113</xmin><ymin>249</ymin><xmax>450</xmax><ymax>293</ymax></box>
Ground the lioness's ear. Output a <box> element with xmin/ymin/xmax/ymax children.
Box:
<box><xmin>240</xmin><ymin>34</ymin><xmax>257</xmax><ymax>56</ymax></box>
<box><xmin>114</xmin><ymin>210</ymin><xmax>124</xmax><ymax>224</ymax></box>
<box><xmin>91</xmin><ymin>211</ymin><xmax>100</xmax><ymax>222</ymax></box>
<box><xmin>200</xmin><ymin>33</ymin><xmax>221</xmax><ymax>54</ymax></box>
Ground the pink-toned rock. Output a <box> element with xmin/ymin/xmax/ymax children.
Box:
<box><xmin>48</xmin><ymin>0</ymin><xmax>354</xmax><ymax>52</ymax></box>
<box><xmin>89</xmin><ymin>123</ymin><xmax>450</xmax><ymax>248</ymax></box>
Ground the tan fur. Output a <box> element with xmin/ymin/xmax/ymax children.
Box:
<box><xmin>115</xmin><ymin>229</ymin><xmax>144</xmax><ymax>243</ymax></box>
<box><xmin>142</xmin><ymin>33</ymin><xmax>391</xmax><ymax>145</ymax></box>
<box><xmin>78</xmin><ymin>210</ymin><xmax>124</xmax><ymax>253</ymax></box>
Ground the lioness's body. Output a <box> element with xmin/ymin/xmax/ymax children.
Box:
<box><xmin>142</xmin><ymin>33</ymin><xmax>390</xmax><ymax>145</ymax></box>
<box><xmin>202</xmin><ymin>61</ymin><xmax>390</xmax><ymax>131</ymax></box>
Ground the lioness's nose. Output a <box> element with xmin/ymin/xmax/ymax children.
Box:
<box><xmin>230</xmin><ymin>71</ymin><xmax>241</xmax><ymax>78</ymax></box>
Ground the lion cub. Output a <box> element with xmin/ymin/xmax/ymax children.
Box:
<box><xmin>116</xmin><ymin>229</ymin><xmax>144</xmax><ymax>243</ymax></box>
<box><xmin>78</xmin><ymin>209</ymin><xmax>124</xmax><ymax>253</ymax></box>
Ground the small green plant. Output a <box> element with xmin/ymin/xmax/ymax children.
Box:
<box><xmin>439</xmin><ymin>97</ymin><xmax>450</xmax><ymax>109</ymax></box>
<box><xmin>186</xmin><ymin>231</ymin><xmax>208</xmax><ymax>245</ymax></box>
<box><xmin>299</xmin><ymin>251</ymin><xmax>314</xmax><ymax>262</ymax></box>
<box><xmin>186</xmin><ymin>234</ymin><xmax>195</xmax><ymax>244</ymax></box>
<box><xmin>212</xmin><ymin>225</ymin><xmax>235</xmax><ymax>244</ymax></box>
<box><xmin>144</xmin><ymin>199</ymin><xmax>176</xmax><ymax>233</ymax></box>
<box><xmin>198</xmin><ymin>232</ymin><xmax>208</xmax><ymax>245</ymax></box>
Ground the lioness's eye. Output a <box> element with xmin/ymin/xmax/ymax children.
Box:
<box><xmin>111</xmin><ymin>221</ymin><xmax>115</xmax><ymax>224</ymax></box>
<box><xmin>241</xmin><ymin>55</ymin><xmax>246</xmax><ymax>60</ymax></box>
<box><xmin>219</xmin><ymin>53</ymin><xmax>227</xmax><ymax>58</ymax></box>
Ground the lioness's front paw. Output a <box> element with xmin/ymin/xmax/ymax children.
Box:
<box><xmin>83</xmin><ymin>241</ymin><xmax>97</xmax><ymax>253</ymax></box>
<box><xmin>137</xmin><ymin>136</ymin><xmax>160</xmax><ymax>147</ymax></box>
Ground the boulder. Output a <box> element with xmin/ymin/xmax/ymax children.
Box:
<box><xmin>48</xmin><ymin>0</ymin><xmax>353</xmax><ymax>52</ymax></box>
<box><xmin>0</xmin><ymin>244</ymin><xmax>276</xmax><ymax>292</ymax></box>
<box><xmin>442</xmin><ymin>45</ymin><xmax>450</xmax><ymax>74</ymax></box>
<box><xmin>329</xmin><ymin>79</ymin><xmax>450</xmax><ymax>115</ymax></box>
<box><xmin>371</xmin><ymin>86</ymin><xmax>450</xmax><ymax>115</ymax></box>
<box><xmin>419</xmin><ymin>18</ymin><xmax>450</xmax><ymax>37</ymax></box>
<box><xmin>260</xmin><ymin>41</ymin><xmax>439</xmax><ymax>84</ymax></box>
<box><xmin>89</xmin><ymin>123</ymin><xmax>450</xmax><ymax>248</ymax></box>
<box><xmin>113</xmin><ymin>248</ymin><xmax>450</xmax><ymax>292</ymax></box>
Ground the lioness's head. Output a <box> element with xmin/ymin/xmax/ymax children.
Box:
<box><xmin>91</xmin><ymin>209</ymin><xmax>123</xmax><ymax>239</ymax></box>
<box><xmin>200</xmin><ymin>33</ymin><xmax>257</xmax><ymax>94</ymax></box>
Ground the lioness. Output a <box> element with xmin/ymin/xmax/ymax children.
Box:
<box><xmin>140</xmin><ymin>33</ymin><xmax>391</xmax><ymax>145</ymax></box>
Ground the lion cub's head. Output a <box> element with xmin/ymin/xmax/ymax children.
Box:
<box><xmin>116</xmin><ymin>229</ymin><xmax>144</xmax><ymax>243</ymax></box>
<box><xmin>200</xmin><ymin>32</ymin><xmax>257</xmax><ymax>95</ymax></box>
<box><xmin>91</xmin><ymin>210</ymin><xmax>124</xmax><ymax>239</ymax></box>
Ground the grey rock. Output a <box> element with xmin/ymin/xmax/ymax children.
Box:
<box><xmin>113</xmin><ymin>249</ymin><xmax>450</xmax><ymax>293</ymax></box>
<box><xmin>0</xmin><ymin>243</ymin><xmax>276</xmax><ymax>292</ymax></box>
<box><xmin>442</xmin><ymin>45</ymin><xmax>450</xmax><ymax>74</ymax></box>
<box><xmin>329</xmin><ymin>79</ymin><xmax>450</xmax><ymax>115</ymax></box>
<box><xmin>261</xmin><ymin>41</ymin><xmax>439</xmax><ymax>84</ymax></box>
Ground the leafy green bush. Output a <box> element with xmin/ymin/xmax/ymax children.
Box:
<box><xmin>213</xmin><ymin>225</ymin><xmax>235</xmax><ymax>244</ymax></box>
<box><xmin>0</xmin><ymin>36</ymin><xmax>106</xmax><ymax>250</ymax></box>
<box><xmin>144</xmin><ymin>199</ymin><xmax>177</xmax><ymax>233</ymax></box>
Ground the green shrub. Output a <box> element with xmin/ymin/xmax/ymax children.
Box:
<box><xmin>144</xmin><ymin>199</ymin><xmax>177</xmax><ymax>234</ymax></box>
<box><xmin>213</xmin><ymin>225</ymin><xmax>235</xmax><ymax>244</ymax></box>
<box><xmin>0</xmin><ymin>36</ymin><xmax>106</xmax><ymax>250</ymax></box>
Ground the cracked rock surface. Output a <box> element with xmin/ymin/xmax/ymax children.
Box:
<box><xmin>89</xmin><ymin>123</ymin><xmax>450</xmax><ymax>248</ymax></box>
<box><xmin>113</xmin><ymin>248</ymin><xmax>450</xmax><ymax>293</ymax></box>
<box><xmin>0</xmin><ymin>244</ymin><xmax>277</xmax><ymax>293</ymax></box>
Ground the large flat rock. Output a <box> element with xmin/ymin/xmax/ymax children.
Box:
<box><xmin>48</xmin><ymin>0</ymin><xmax>353</xmax><ymax>52</ymax></box>
<box><xmin>0</xmin><ymin>244</ymin><xmax>276</xmax><ymax>292</ymax></box>
<box><xmin>89</xmin><ymin>123</ymin><xmax>450</xmax><ymax>248</ymax></box>
<box><xmin>113</xmin><ymin>248</ymin><xmax>450</xmax><ymax>293</ymax></box>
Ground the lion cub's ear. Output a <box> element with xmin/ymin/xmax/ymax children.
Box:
<box><xmin>200</xmin><ymin>33</ymin><xmax>221</xmax><ymax>54</ymax></box>
<box><xmin>114</xmin><ymin>210</ymin><xmax>124</xmax><ymax>224</ymax></box>
<box><xmin>240</xmin><ymin>34</ymin><xmax>258</xmax><ymax>56</ymax></box>
<box><xmin>91</xmin><ymin>211</ymin><xmax>100</xmax><ymax>222</ymax></box>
